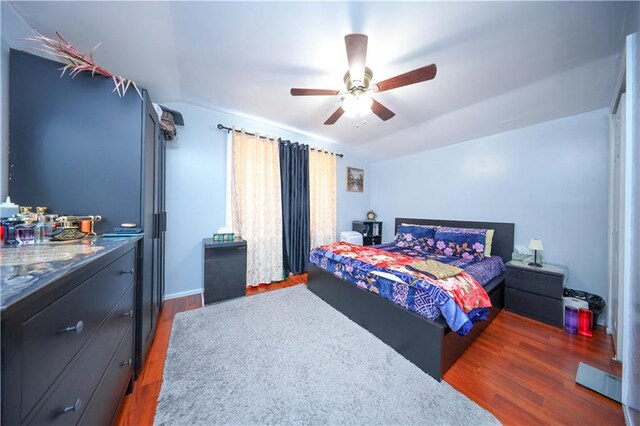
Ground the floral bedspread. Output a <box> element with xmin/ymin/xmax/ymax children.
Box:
<box><xmin>375</xmin><ymin>242</ymin><xmax>505</xmax><ymax>286</ymax></box>
<box><xmin>309</xmin><ymin>242</ymin><xmax>493</xmax><ymax>335</ymax></box>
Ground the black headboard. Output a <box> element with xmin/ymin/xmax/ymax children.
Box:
<box><xmin>394</xmin><ymin>218</ymin><xmax>515</xmax><ymax>263</ymax></box>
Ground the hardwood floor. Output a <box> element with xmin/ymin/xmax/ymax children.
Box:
<box><xmin>444</xmin><ymin>311</ymin><xmax>623</xmax><ymax>425</ymax></box>
<box><xmin>245</xmin><ymin>273</ymin><xmax>308</xmax><ymax>296</ymax></box>
<box><xmin>116</xmin><ymin>278</ymin><xmax>623</xmax><ymax>425</ymax></box>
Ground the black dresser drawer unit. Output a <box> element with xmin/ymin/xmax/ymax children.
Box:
<box><xmin>81</xmin><ymin>326</ymin><xmax>134</xmax><ymax>425</ymax></box>
<box><xmin>505</xmin><ymin>260</ymin><xmax>567</xmax><ymax>328</ymax></box>
<box><xmin>1</xmin><ymin>241</ymin><xmax>139</xmax><ymax>426</ymax></box>
<box><xmin>20</xmin><ymin>250</ymin><xmax>135</xmax><ymax>417</ymax></box>
<box><xmin>505</xmin><ymin>288</ymin><xmax>564</xmax><ymax>326</ymax></box>
<box><xmin>30</xmin><ymin>285</ymin><xmax>133</xmax><ymax>425</ymax></box>
<box><xmin>203</xmin><ymin>238</ymin><xmax>247</xmax><ymax>304</ymax></box>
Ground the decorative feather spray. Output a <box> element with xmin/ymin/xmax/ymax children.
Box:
<box><xmin>25</xmin><ymin>32</ymin><xmax>143</xmax><ymax>99</ymax></box>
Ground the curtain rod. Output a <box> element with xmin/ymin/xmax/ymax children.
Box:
<box><xmin>216</xmin><ymin>124</ymin><xmax>344</xmax><ymax>158</ymax></box>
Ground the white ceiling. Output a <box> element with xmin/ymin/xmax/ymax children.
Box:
<box><xmin>9</xmin><ymin>1</ymin><xmax>630</xmax><ymax>161</ymax></box>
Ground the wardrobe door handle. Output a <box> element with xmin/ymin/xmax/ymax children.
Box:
<box><xmin>59</xmin><ymin>320</ymin><xmax>84</xmax><ymax>335</ymax></box>
<box><xmin>122</xmin><ymin>268</ymin><xmax>135</xmax><ymax>275</ymax></box>
<box><xmin>121</xmin><ymin>309</ymin><xmax>134</xmax><ymax>318</ymax></box>
<box><xmin>121</xmin><ymin>358</ymin><xmax>132</xmax><ymax>367</ymax></box>
<box><xmin>61</xmin><ymin>398</ymin><xmax>82</xmax><ymax>414</ymax></box>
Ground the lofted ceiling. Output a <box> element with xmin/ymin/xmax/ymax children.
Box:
<box><xmin>9</xmin><ymin>1</ymin><xmax>630</xmax><ymax>161</ymax></box>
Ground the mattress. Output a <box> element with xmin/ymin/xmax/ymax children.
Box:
<box><xmin>309</xmin><ymin>242</ymin><xmax>505</xmax><ymax>336</ymax></box>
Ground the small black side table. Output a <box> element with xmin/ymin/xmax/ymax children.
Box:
<box><xmin>505</xmin><ymin>260</ymin><xmax>567</xmax><ymax>327</ymax></box>
<box><xmin>352</xmin><ymin>221</ymin><xmax>383</xmax><ymax>246</ymax></box>
<box><xmin>203</xmin><ymin>238</ymin><xmax>247</xmax><ymax>305</ymax></box>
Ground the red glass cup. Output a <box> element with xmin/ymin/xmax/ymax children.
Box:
<box><xmin>578</xmin><ymin>308</ymin><xmax>593</xmax><ymax>337</ymax></box>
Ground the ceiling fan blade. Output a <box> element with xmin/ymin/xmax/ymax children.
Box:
<box><xmin>371</xmin><ymin>99</ymin><xmax>395</xmax><ymax>121</ymax></box>
<box><xmin>324</xmin><ymin>107</ymin><xmax>345</xmax><ymax>125</ymax></box>
<box><xmin>374</xmin><ymin>64</ymin><xmax>437</xmax><ymax>93</ymax></box>
<box><xmin>345</xmin><ymin>34</ymin><xmax>368</xmax><ymax>84</ymax></box>
<box><xmin>290</xmin><ymin>88</ymin><xmax>340</xmax><ymax>96</ymax></box>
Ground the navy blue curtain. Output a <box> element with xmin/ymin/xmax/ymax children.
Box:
<box><xmin>279</xmin><ymin>142</ymin><xmax>310</xmax><ymax>275</ymax></box>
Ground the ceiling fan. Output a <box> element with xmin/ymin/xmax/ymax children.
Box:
<box><xmin>290</xmin><ymin>34</ymin><xmax>437</xmax><ymax>125</ymax></box>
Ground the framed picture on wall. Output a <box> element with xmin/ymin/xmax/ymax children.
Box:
<box><xmin>347</xmin><ymin>167</ymin><xmax>364</xmax><ymax>192</ymax></box>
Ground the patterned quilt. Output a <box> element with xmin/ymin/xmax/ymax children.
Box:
<box><xmin>309</xmin><ymin>242</ymin><xmax>501</xmax><ymax>336</ymax></box>
<box><xmin>374</xmin><ymin>242</ymin><xmax>505</xmax><ymax>286</ymax></box>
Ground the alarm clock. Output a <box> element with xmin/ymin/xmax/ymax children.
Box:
<box><xmin>366</xmin><ymin>210</ymin><xmax>377</xmax><ymax>220</ymax></box>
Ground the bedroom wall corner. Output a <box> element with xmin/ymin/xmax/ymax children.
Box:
<box><xmin>161</xmin><ymin>102</ymin><xmax>370</xmax><ymax>299</ymax></box>
<box><xmin>370</xmin><ymin>108</ymin><xmax>610</xmax><ymax>316</ymax></box>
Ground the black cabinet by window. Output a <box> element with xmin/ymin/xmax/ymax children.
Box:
<box><xmin>352</xmin><ymin>221</ymin><xmax>383</xmax><ymax>246</ymax></box>
<box><xmin>203</xmin><ymin>238</ymin><xmax>247</xmax><ymax>304</ymax></box>
<box><xmin>8</xmin><ymin>50</ymin><xmax>165</xmax><ymax>377</ymax></box>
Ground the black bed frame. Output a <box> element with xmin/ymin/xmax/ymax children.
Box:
<box><xmin>307</xmin><ymin>218</ymin><xmax>515</xmax><ymax>381</ymax></box>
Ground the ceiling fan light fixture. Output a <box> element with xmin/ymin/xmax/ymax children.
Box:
<box><xmin>290</xmin><ymin>34</ymin><xmax>436</xmax><ymax>125</ymax></box>
<box><xmin>342</xmin><ymin>93</ymin><xmax>373</xmax><ymax>118</ymax></box>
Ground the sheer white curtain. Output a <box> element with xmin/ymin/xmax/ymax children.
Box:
<box><xmin>309</xmin><ymin>150</ymin><xmax>337</xmax><ymax>249</ymax></box>
<box><xmin>230</xmin><ymin>130</ymin><xmax>284</xmax><ymax>286</ymax></box>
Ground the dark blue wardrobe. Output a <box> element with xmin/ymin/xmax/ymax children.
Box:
<box><xmin>8</xmin><ymin>50</ymin><xmax>166</xmax><ymax>377</ymax></box>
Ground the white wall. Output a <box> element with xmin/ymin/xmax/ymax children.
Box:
<box><xmin>1</xmin><ymin>2</ymin><xmax>34</xmax><ymax>200</ymax></box>
<box><xmin>162</xmin><ymin>102</ymin><xmax>370</xmax><ymax>298</ymax></box>
<box><xmin>370</xmin><ymin>108</ymin><xmax>610</xmax><ymax>309</ymax></box>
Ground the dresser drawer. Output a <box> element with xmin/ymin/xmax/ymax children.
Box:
<box><xmin>505</xmin><ymin>266</ymin><xmax>563</xmax><ymax>299</ymax></box>
<box><xmin>28</xmin><ymin>284</ymin><xmax>134</xmax><ymax>425</ymax></box>
<box><xmin>80</xmin><ymin>326</ymin><xmax>134</xmax><ymax>426</ymax></box>
<box><xmin>505</xmin><ymin>287</ymin><xmax>563</xmax><ymax>327</ymax></box>
<box><xmin>21</xmin><ymin>249</ymin><xmax>135</xmax><ymax>419</ymax></box>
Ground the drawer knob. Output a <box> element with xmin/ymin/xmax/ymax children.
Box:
<box><xmin>59</xmin><ymin>320</ymin><xmax>84</xmax><ymax>335</ymax></box>
<box><xmin>122</xmin><ymin>268</ymin><xmax>135</xmax><ymax>275</ymax></box>
<box><xmin>61</xmin><ymin>398</ymin><xmax>82</xmax><ymax>414</ymax></box>
<box><xmin>121</xmin><ymin>309</ymin><xmax>134</xmax><ymax>318</ymax></box>
<box><xmin>121</xmin><ymin>358</ymin><xmax>132</xmax><ymax>366</ymax></box>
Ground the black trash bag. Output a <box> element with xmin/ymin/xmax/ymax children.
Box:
<box><xmin>563</xmin><ymin>288</ymin><xmax>606</xmax><ymax>326</ymax></box>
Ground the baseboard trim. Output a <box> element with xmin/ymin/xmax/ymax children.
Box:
<box><xmin>164</xmin><ymin>288</ymin><xmax>203</xmax><ymax>301</ymax></box>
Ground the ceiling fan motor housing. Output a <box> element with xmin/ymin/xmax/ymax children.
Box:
<box><xmin>344</xmin><ymin>67</ymin><xmax>373</xmax><ymax>92</ymax></box>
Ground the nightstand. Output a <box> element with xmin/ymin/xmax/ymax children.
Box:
<box><xmin>203</xmin><ymin>238</ymin><xmax>247</xmax><ymax>305</ymax></box>
<box><xmin>505</xmin><ymin>260</ymin><xmax>568</xmax><ymax>327</ymax></box>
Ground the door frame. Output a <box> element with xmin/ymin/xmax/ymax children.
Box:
<box><xmin>621</xmin><ymin>31</ymin><xmax>640</xmax><ymax>424</ymax></box>
<box><xmin>607</xmin><ymin>39</ymin><xmax>627</xmax><ymax>357</ymax></box>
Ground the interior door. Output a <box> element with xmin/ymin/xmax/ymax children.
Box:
<box><xmin>611</xmin><ymin>93</ymin><xmax>627</xmax><ymax>360</ymax></box>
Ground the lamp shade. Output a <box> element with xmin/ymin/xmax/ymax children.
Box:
<box><xmin>342</xmin><ymin>93</ymin><xmax>372</xmax><ymax>117</ymax></box>
<box><xmin>529</xmin><ymin>239</ymin><xmax>544</xmax><ymax>251</ymax></box>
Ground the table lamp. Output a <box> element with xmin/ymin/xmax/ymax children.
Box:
<box><xmin>528</xmin><ymin>238</ymin><xmax>544</xmax><ymax>267</ymax></box>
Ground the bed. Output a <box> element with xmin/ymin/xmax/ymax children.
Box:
<box><xmin>307</xmin><ymin>218</ymin><xmax>515</xmax><ymax>381</ymax></box>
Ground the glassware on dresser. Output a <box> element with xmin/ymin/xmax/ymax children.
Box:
<box><xmin>34</xmin><ymin>216</ymin><xmax>46</xmax><ymax>244</ymax></box>
<box><xmin>15</xmin><ymin>220</ymin><xmax>36</xmax><ymax>245</ymax></box>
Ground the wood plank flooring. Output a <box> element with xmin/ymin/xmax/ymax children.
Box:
<box><xmin>245</xmin><ymin>273</ymin><xmax>308</xmax><ymax>296</ymax></box>
<box><xmin>116</xmin><ymin>278</ymin><xmax>623</xmax><ymax>425</ymax></box>
<box><xmin>444</xmin><ymin>311</ymin><xmax>623</xmax><ymax>425</ymax></box>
